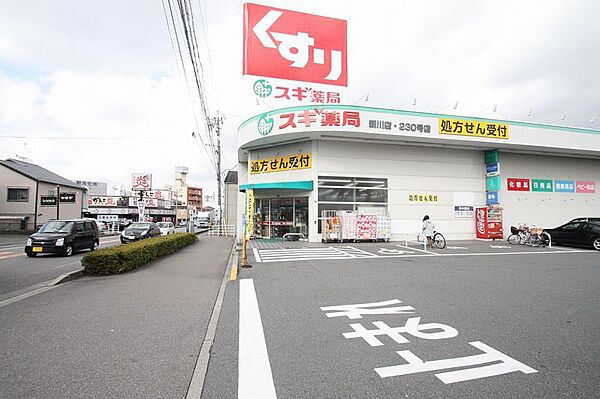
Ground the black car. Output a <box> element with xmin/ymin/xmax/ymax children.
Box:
<box><xmin>25</xmin><ymin>219</ymin><xmax>99</xmax><ymax>257</ymax></box>
<box><xmin>544</xmin><ymin>221</ymin><xmax>600</xmax><ymax>251</ymax></box>
<box><xmin>120</xmin><ymin>222</ymin><xmax>161</xmax><ymax>243</ymax></box>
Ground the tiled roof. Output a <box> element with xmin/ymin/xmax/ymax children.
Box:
<box><xmin>0</xmin><ymin>159</ymin><xmax>84</xmax><ymax>190</ymax></box>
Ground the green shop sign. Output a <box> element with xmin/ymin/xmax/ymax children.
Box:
<box><xmin>484</xmin><ymin>149</ymin><xmax>499</xmax><ymax>164</ymax></box>
<box><xmin>486</xmin><ymin>175</ymin><xmax>501</xmax><ymax>191</ymax></box>
<box><xmin>532</xmin><ymin>179</ymin><xmax>553</xmax><ymax>192</ymax></box>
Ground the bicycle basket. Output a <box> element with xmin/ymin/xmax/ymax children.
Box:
<box><xmin>510</xmin><ymin>226</ymin><xmax>519</xmax><ymax>235</ymax></box>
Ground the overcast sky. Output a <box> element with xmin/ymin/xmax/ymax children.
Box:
<box><xmin>1</xmin><ymin>0</ymin><xmax>598</xmax><ymax>195</ymax></box>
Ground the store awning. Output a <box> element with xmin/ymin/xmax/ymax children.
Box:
<box><xmin>239</xmin><ymin>180</ymin><xmax>313</xmax><ymax>192</ymax></box>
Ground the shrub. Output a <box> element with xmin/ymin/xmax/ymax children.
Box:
<box><xmin>82</xmin><ymin>233</ymin><xmax>198</xmax><ymax>275</ymax></box>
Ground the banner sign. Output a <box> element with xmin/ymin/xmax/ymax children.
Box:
<box><xmin>408</xmin><ymin>194</ymin><xmax>439</xmax><ymax>203</ymax></box>
<box><xmin>246</xmin><ymin>189</ymin><xmax>255</xmax><ymax>238</ymax></box>
<box><xmin>576</xmin><ymin>180</ymin><xmax>596</xmax><ymax>193</ymax></box>
<box><xmin>40</xmin><ymin>196</ymin><xmax>57</xmax><ymax>206</ymax></box>
<box><xmin>250</xmin><ymin>153</ymin><xmax>312</xmax><ymax>174</ymax></box>
<box><xmin>507</xmin><ymin>178</ymin><xmax>530</xmax><ymax>191</ymax></box>
<box><xmin>439</xmin><ymin>118</ymin><xmax>509</xmax><ymax>139</ymax></box>
<box><xmin>554</xmin><ymin>180</ymin><xmax>575</xmax><ymax>193</ymax></box>
<box><xmin>531</xmin><ymin>179</ymin><xmax>553</xmax><ymax>192</ymax></box>
<box><xmin>132</xmin><ymin>173</ymin><xmax>152</xmax><ymax>191</ymax></box>
<box><xmin>128</xmin><ymin>197</ymin><xmax>159</xmax><ymax>208</ymax></box>
<box><xmin>485</xmin><ymin>162</ymin><xmax>500</xmax><ymax>177</ymax></box>
<box><xmin>88</xmin><ymin>196</ymin><xmax>124</xmax><ymax>206</ymax></box>
<box><xmin>59</xmin><ymin>193</ymin><xmax>76</xmax><ymax>203</ymax></box>
<box><xmin>454</xmin><ymin>206</ymin><xmax>474</xmax><ymax>218</ymax></box>
<box><xmin>243</xmin><ymin>3</ymin><xmax>347</xmax><ymax>86</ymax></box>
<box><xmin>486</xmin><ymin>191</ymin><xmax>499</xmax><ymax>205</ymax></box>
<box><xmin>144</xmin><ymin>190</ymin><xmax>171</xmax><ymax>201</ymax></box>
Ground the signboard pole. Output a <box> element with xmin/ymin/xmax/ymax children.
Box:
<box><xmin>241</xmin><ymin>189</ymin><xmax>254</xmax><ymax>268</ymax></box>
<box><xmin>56</xmin><ymin>185</ymin><xmax>60</xmax><ymax>219</ymax></box>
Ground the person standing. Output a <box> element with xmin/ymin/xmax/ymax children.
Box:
<box><xmin>422</xmin><ymin>215</ymin><xmax>435</xmax><ymax>247</ymax></box>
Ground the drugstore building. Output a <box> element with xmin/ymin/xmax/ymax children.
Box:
<box><xmin>237</xmin><ymin>105</ymin><xmax>600</xmax><ymax>242</ymax></box>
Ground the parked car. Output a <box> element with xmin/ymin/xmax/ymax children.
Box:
<box><xmin>25</xmin><ymin>219</ymin><xmax>99</xmax><ymax>257</ymax></box>
<box><xmin>157</xmin><ymin>222</ymin><xmax>175</xmax><ymax>236</ymax></box>
<box><xmin>544</xmin><ymin>220</ymin><xmax>600</xmax><ymax>251</ymax></box>
<box><xmin>118</xmin><ymin>219</ymin><xmax>133</xmax><ymax>231</ymax></box>
<box><xmin>120</xmin><ymin>222</ymin><xmax>161</xmax><ymax>243</ymax></box>
<box><xmin>568</xmin><ymin>217</ymin><xmax>600</xmax><ymax>223</ymax></box>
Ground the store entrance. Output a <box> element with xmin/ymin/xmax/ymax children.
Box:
<box><xmin>255</xmin><ymin>197</ymin><xmax>308</xmax><ymax>239</ymax></box>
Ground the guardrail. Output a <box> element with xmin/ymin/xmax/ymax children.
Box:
<box><xmin>208</xmin><ymin>224</ymin><xmax>236</xmax><ymax>237</ymax></box>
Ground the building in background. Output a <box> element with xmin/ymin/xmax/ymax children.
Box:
<box><xmin>224</xmin><ymin>171</ymin><xmax>238</xmax><ymax>230</ymax></box>
<box><xmin>164</xmin><ymin>166</ymin><xmax>203</xmax><ymax>221</ymax></box>
<box><xmin>74</xmin><ymin>180</ymin><xmax>107</xmax><ymax>195</ymax></box>
<box><xmin>0</xmin><ymin>159</ymin><xmax>86</xmax><ymax>231</ymax></box>
<box><xmin>85</xmin><ymin>190</ymin><xmax>175</xmax><ymax>223</ymax></box>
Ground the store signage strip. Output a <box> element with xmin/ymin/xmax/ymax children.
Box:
<box><xmin>409</xmin><ymin>194</ymin><xmax>438</xmax><ymax>203</ymax></box>
<box><xmin>250</xmin><ymin>153</ymin><xmax>311</xmax><ymax>174</ymax></box>
<box><xmin>439</xmin><ymin>119</ymin><xmax>509</xmax><ymax>140</ymax></box>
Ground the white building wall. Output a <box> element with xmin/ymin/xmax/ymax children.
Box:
<box><xmin>318</xmin><ymin>140</ymin><xmax>485</xmax><ymax>240</ymax></box>
<box><xmin>500</xmin><ymin>152</ymin><xmax>600</xmax><ymax>232</ymax></box>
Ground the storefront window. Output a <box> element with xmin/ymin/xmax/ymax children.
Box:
<box><xmin>317</xmin><ymin>176</ymin><xmax>389</xmax><ymax>233</ymax></box>
<box><xmin>253</xmin><ymin>197</ymin><xmax>309</xmax><ymax>239</ymax></box>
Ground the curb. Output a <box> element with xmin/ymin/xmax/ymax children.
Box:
<box><xmin>46</xmin><ymin>269</ymin><xmax>85</xmax><ymax>286</ymax></box>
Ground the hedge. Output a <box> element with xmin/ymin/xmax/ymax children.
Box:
<box><xmin>82</xmin><ymin>233</ymin><xmax>198</xmax><ymax>275</ymax></box>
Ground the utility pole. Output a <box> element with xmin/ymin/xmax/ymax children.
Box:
<box><xmin>210</xmin><ymin>112</ymin><xmax>224</xmax><ymax>227</ymax></box>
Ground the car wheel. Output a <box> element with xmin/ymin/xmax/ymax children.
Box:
<box><xmin>26</xmin><ymin>252</ymin><xmax>37</xmax><ymax>258</ymax></box>
<box><xmin>90</xmin><ymin>241</ymin><xmax>99</xmax><ymax>251</ymax></box>
<box><xmin>64</xmin><ymin>244</ymin><xmax>73</xmax><ymax>257</ymax></box>
<box><xmin>592</xmin><ymin>237</ymin><xmax>600</xmax><ymax>251</ymax></box>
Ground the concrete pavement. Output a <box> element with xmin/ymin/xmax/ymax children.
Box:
<box><xmin>0</xmin><ymin>236</ymin><xmax>233</xmax><ymax>399</ymax></box>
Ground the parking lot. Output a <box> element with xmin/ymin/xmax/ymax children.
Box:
<box><xmin>203</xmin><ymin>240</ymin><xmax>599</xmax><ymax>399</ymax></box>
<box><xmin>247</xmin><ymin>238</ymin><xmax>594</xmax><ymax>264</ymax></box>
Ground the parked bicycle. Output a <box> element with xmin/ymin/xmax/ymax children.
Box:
<box><xmin>417</xmin><ymin>231</ymin><xmax>446</xmax><ymax>249</ymax></box>
<box><xmin>508</xmin><ymin>224</ymin><xmax>548</xmax><ymax>247</ymax></box>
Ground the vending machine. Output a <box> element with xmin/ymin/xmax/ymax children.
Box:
<box><xmin>476</xmin><ymin>206</ymin><xmax>503</xmax><ymax>239</ymax></box>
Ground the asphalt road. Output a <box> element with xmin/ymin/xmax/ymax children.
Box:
<box><xmin>0</xmin><ymin>227</ymin><xmax>204</xmax><ymax>299</ymax></box>
<box><xmin>0</xmin><ymin>235</ymin><xmax>122</xmax><ymax>297</ymax></box>
<box><xmin>0</xmin><ymin>236</ymin><xmax>233</xmax><ymax>399</ymax></box>
<box><xmin>204</xmin><ymin>249</ymin><xmax>600</xmax><ymax>398</ymax></box>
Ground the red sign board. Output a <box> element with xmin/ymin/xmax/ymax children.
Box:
<box><xmin>243</xmin><ymin>3</ymin><xmax>347</xmax><ymax>86</ymax></box>
<box><xmin>575</xmin><ymin>180</ymin><xmax>595</xmax><ymax>193</ymax></box>
<box><xmin>507</xmin><ymin>178</ymin><xmax>530</xmax><ymax>191</ymax></box>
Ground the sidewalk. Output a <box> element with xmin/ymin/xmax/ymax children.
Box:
<box><xmin>0</xmin><ymin>236</ymin><xmax>234</xmax><ymax>399</ymax></box>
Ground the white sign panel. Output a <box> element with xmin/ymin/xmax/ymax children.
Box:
<box><xmin>131</xmin><ymin>173</ymin><xmax>152</xmax><ymax>191</ymax></box>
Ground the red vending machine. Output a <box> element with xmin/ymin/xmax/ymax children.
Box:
<box><xmin>476</xmin><ymin>206</ymin><xmax>503</xmax><ymax>239</ymax></box>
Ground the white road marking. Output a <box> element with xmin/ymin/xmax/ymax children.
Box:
<box><xmin>490</xmin><ymin>245</ymin><xmax>512</xmax><ymax>249</ymax></box>
<box><xmin>252</xmin><ymin>248</ymin><xmax>262</xmax><ymax>263</ymax></box>
<box><xmin>239</xmin><ymin>279</ymin><xmax>277</xmax><ymax>399</ymax></box>
<box><xmin>396</xmin><ymin>244</ymin><xmax>438</xmax><ymax>255</ymax></box>
<box><xmin>446</xmin><ymin>246</ymin><xmax>468</xmax><ymax>250</ymax></box>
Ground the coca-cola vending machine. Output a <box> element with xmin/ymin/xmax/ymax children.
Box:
<box><xmin>476</xmin><ymin>207</ymin><xmax>503</xmax><ymax>239</ymax></box>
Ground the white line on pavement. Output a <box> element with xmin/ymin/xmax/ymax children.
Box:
<box><xmin>252</xmin><ymin>248</ymin><xmax>262</xmax><ymax>263</ymax></box>
<box><xmin>239</xmin><ymin>279</ymin><xmax>277</xmax><ymax>399</ymax></box>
